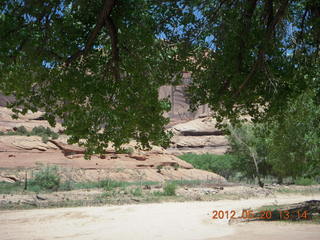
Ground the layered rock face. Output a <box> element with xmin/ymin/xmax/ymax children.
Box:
<box><xmin>0</xmin><ymin>107</ymin><xmax>227</xmax><ymax>182</ymax></box>
<box><xmin>167</xmin><ymin>117</ymin><xmax>229</xmax><ymax>155</ymax></box>
<box><xmin>0</xmin><ymin>106</ymin><xmax>62</xmax><ymax>132</ymax></box>
<box><xmin>0</xmin><ymin>134</ymin><xmax>224</xmax><ymax>182</ymax></box>
<box><xmin>159</xmin><ymin>72</ymin><xmax>210</xmax><ymax>122</ymax></box>
<box><xmin>159</xmin><ymin>73</ymin><xmax>230</xmax><ymax>155</ymax></box>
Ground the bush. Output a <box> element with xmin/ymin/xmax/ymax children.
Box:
<box><xmin>99</xmin><ymin>179</ymin><xmax>126</xmax><ymax>191</ymax></box>
<box><xmin>227</xmin><ymin>124</ymin><xmax>271</xmax><ymax>181</ymax></box>
<box><xmin>163</xmin><ymin>182</ymin><xmax>177</xmax><ymax>196</ymax></box>
<box><xmin>0</xmin><ymin>181</ymin><xmax>23</xmax><ymax>194</ymax></box>
<box><xmin>294</xmin><ymin>177</ymin><xmax>316</xmax><ymax>186</ymax></box>
<box><xmin>31</xmin><ymin>126</ymin><xmax>59</xmax><ymax>142</ymax></box>
<box><xmin>131</xmin><ymin>187</ymin><xmax>143</xmax><ymax>196</ymax></box>
<box><xmin>0</xmin><ymin>126</ymin><xmax>28</xmax><ymax>136</ymax></box>
<box><xmin>178</xmin><ymin>153</ymin><xmax>238</xmax><ymax>179</ymax></box>
<box><xmin>29</xmin><ymin>166</ymin><xmax>60</xmax><ymax>191</ymax></box>
<box><xmin>59</xmin><ymin>180</ymin><xmax>74</xmax><ymax>191</ymax></box>
<box><xmin>227</xmin><ymin>91</ymin><xmax>320</xmax><ymax>183</ymax></box>
<box><xmin>15</xmin><ymin>126</ymin><xmax>28</xmax><ymax>135</ymax></box>
<box><xmin>115</xmin><ymin>147</ymin><xmax>134</xmax><ymax>154</ymax></box>
<box><xmin>265</xmin><ymin>91</ymin><xmax>320</xmax><ymax>180</ymax></box>
<box><xmin>0</xmin><ymin>126</ymin><xmax>59</xmax><ymax>142</ymax></box>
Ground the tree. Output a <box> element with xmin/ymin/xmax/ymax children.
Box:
<box><xmin>266</xmin><ymin>90</ymin><xmax>320</xmax><ymax>180</ymax></box>
<box><xmin>166</xmin><ymin>0</ymin><xmax>320</xmax><ymax>126</ymax></box>
<box><xmin>0</xmin><ymin>0</ymin><xmax>187</xmax><ymax>154</ymax></box>
<box><xmin>0</xmin><ymin>0</ymin><xmax>319</xmax><ymax>154</ymax></box>
<box><xmin>228</xmin><ymin>90</ymin><xmax>320</xmax><ymax>182</ymax></box>
<box><xmin>228</xmin><ymin>124</ymin><xmax>266</xmax><ymax>187</ymax></box>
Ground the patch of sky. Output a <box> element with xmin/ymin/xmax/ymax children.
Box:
<box><xmin>42</xmin><ymin>60</ymin><xmax>55</xmax><ymax>69</ymax></box>
<box><xmin>22</xmin><ymin>13</ymin><xmax>37</xmax><ymax>23</ymax></box>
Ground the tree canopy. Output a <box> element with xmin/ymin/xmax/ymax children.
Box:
<box><xmin>0</xmin><ymin>0</ymin><xmax>319</xmax><ymax>154</ymax></box>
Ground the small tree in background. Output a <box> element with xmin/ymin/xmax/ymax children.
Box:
<box><xmin>228</xmin><ymin>124</ymin><xmax>268</xmax><ymax>187</ymax></box>
<box><xmin>30</xmin><ymin>166</ymin><xmax>61</xmax><ymax>191</ymax></box>
<box><xmin>266</xmin><ymin>90</ymin><xmax>320</xmax><ymax>182</ymax></box>
<box><xmin>228</xmin><ymin>90</ymin><xmax>320</xmax><ymax>184</ymax></box>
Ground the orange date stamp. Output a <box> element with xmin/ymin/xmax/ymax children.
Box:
<box><xmin>211</xmin><ymin>209</ymin><xmax>309</xmax><ymax>220</ymax></box>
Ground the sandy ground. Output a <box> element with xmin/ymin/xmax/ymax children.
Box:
<box><xmin>0</xmin><ymin>194</ymin><xmax>319</xmax><ymax>240</ymax></box>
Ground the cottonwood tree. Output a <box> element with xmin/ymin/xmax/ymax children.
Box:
<box><xmin>162</xmin><ymin>0</ymin><xmax>320</xmax><ymax>125</ymax></box>
<box><xmin>1</xmin><ymin>0</ymin><xmax>319</xmax><ymax>154</ymax></box>
<box><xmin>0</xmin><ymin>0</ymin><xmax>188</xmax><ymax>154</ymax></box>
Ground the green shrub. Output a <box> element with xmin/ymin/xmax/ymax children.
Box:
<box><xmin>100</xmin><ymin>190</ymin><xmax>117</xmax><ymax>198</ymax></box>
<box><xmin>29</xmin><ymin>166</ymin><xmax>60</xmax><ymax>191</ymax></box>
<box><xmin>59</xmin><ymin>180</ymin><xmax>74</xmax><ymax>191</ymax></box>
<box><xmin>131</xmin><ymin>187</ymin><xmax>143</xmax><ymax>196</ymax></box>
<box><xmin>227</xmin><ymin>124</ymin><xmax>272</xmax><ymax>184</ymax></box>
<box><xmin>99</xmin><ymin>179</ymin><xmax>126</xmax><ymax>191</ymax></box>
<box><xmin>31</xmin><ymin>126</ymin><xmax>59</xmax><ymax>141</ymax></box>
<box><xmin>15</xmin><ymin>126</ymin><xmax>28</xmax><ymax>135</ymax></box>
<box><xmin>0</xmin><ymin>126</ymin><xmax>28</xmax><ymax>136</ymax></box>
<box><xmin>0</xmin><ymin>126</ymin><xmax>59</xmax><ymax>142</ymax></box>
<box><xmin>152</xmin><ymin>191</ymin><xmax>163</xmax><ymax>196</ymax></box>
<box><xmin>41</xmin><ymin>135</ymin><xmax>49</xmax><ymax>143</ymax></box>
<box><xmin>169</xmin><ymin>179</ymin><xmax>204</xmax><ymax>186</ymax></box>
<box><xmin>163</xmin><ymin>182</ymin><xmax>177</xmax><ymax>196</ymax></box>
<box><xmin>178</xmin><ymin>153</ymin><xmax>238</xmax><ymax>179</ymax></box>
<box><xmin>265</xmin><ymin>91</ymin><xmax>320</xmax><ymax>180</ymax></box>
<box><xmin>294</xmin><ymin>177</ymin><xmax>316</xmax><ymax>186</ymax></box>
<box><xmin>227</xmin><ymin>90</ymin><xmax>320</xmax><ymax>182</ymax></box>
<box><xmin>116</xmin><ymin>147</ymin><xmax>134</xmax><ymax>154</ymax></box>
<box><xmin>0</xmin><ymin>181</ymin><xmax>23</xmax><ymax>194</ymax></box>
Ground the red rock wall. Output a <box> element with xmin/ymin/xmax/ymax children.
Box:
<box><xmin>159</xmin><ymin>72</ymin><xmax>210</xmax><ymax>121</ymax></box>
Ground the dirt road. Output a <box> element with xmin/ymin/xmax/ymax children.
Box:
<box><xmin>0</xmin><ymin>194</ymin><xmax>319</xmax><ymax>240</ymax></box>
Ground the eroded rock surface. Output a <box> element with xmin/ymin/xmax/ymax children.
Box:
<box><xmin>0</xmin><ymin>106</ymin><xmax>227</xmax><ymax>182</ymax></box>
<box><xmin>167</xmin><ymin>117</ymin><xmax>229</xmax><ymax>155</ymax></box>
<box><xmin>0</xmin><ymin>106</ymin><xmax>63</xmax><ymax>132</ymax></box>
